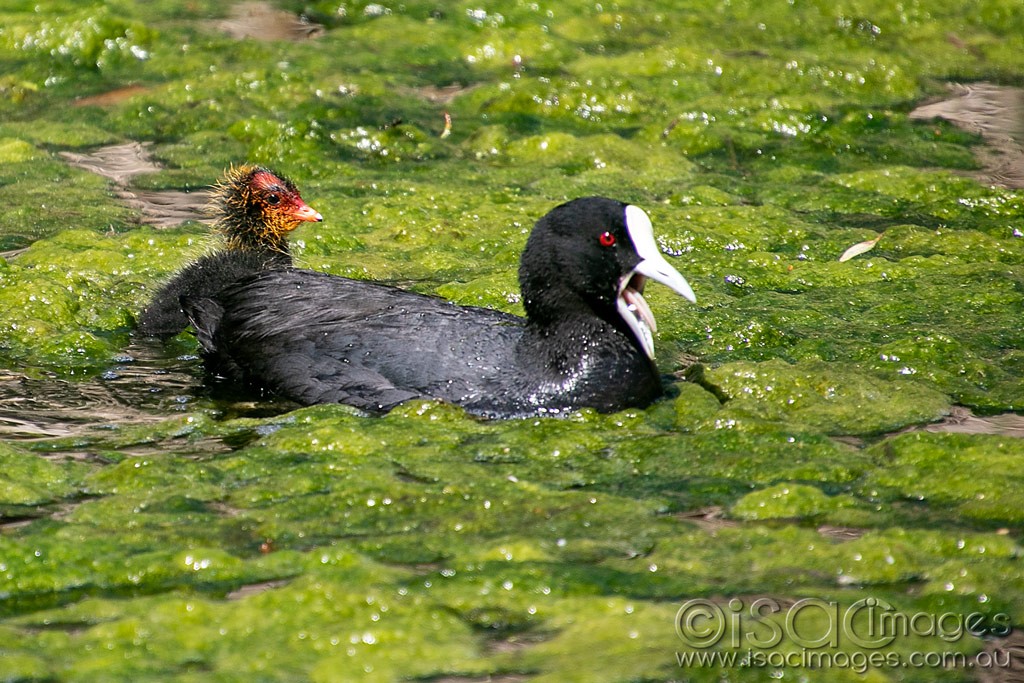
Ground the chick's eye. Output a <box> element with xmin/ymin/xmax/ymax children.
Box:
<box><xmin>598</xmin><ymin>231</ymin><xmax>616</xmax><ymax>247</ymax></box>
<box><xmin>266</xmin><ymin>193</ymin><xmax>280</xmax><ymax>205</ymax></box>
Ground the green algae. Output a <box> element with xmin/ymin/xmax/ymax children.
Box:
<box><xmin>0</xmin><ymin>227</ymin><xmax>205</xmax><ymax>370</ymax></box>
<box><xmin>0</xmin><ymin>137</ymin><xmax>38</xmax><ymax>163</ymax></box>
<box><xmin>862</xmin><ymin>432</ymin><xmax>1024</xmax><ymax>526</ymax></box>
<box><xmin>1</xmin><ymin>0</ymin><xmax>1024</xmax><ymax>681</ymax></box>
<box><xmin>3</xmin><ymin>406</ymin><xmax>1024</xmax><ymax>681</ymax></box>
<box><xmin>0</xmin><ymin>156</ymin><xmax>134</xmax><ymax>251</ymax></box>
<box><xmin>2</xmin><ymin>7</ymin><xmax>154</xmax><ymax>72</ymax></box>
<box><xmin>703</xmin><ymin>359</ymin><xmax>951</xmax><ymax>436</ymax></box>
<box><xmin>0</xmin><ymin>442</ymin><xmax>86</xmax><ymax>507</ymax></box>
<box><xmin>731</xmin><ymin>482</ymin><xmax>860</xmax><ymax>521</ymax></box>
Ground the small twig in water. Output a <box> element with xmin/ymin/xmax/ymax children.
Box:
<box><xmin>661</xmin><ymin>116</ymin><xmax>680</xmax><ymax>139</ymax></box>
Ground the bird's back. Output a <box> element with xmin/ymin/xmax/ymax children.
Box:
<box><xmin>137</xmin><ymin>249</ymin><xmax>290</xmax><ymax>339</ymax></box>
<box><xmin>186</xmin><ymin>269</ymin><xmax>526</xmax><ymax>412</ymax></box>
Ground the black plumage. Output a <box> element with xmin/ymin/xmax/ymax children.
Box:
<box><xmin>136</xmin><ymin>165</ymin><xmax>321</xmax><ymax>338</ymax></box>
<box><xmin>185</xmin><ymin>197</ymin><xmax>696</xmax><ymax>418</ymax></box>
<box><xmin>137</xmin><ymin>249</ymin><xmax>291</xmax><ymax>338</ymax></box>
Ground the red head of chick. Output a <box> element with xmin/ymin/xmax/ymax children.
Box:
<box><xmin>208</xmin><ymin>164</ymin><xmax>322</xmax><ymax>254</ymax></box>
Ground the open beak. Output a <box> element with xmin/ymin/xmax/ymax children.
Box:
<box><xmin>617</xmin><ymin>205</ymin><xmax>696</xmax><ymax>359</ymax></box>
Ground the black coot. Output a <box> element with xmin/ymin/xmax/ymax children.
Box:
<box><xmin>136</xmin><ymin>165</ymin><xmax>321</xmax><ymax>338</ymax></box>
<box><xmin>185</xmin><ymin>197</ymin><xmax>696</xmax><ymax>418</ymax></box>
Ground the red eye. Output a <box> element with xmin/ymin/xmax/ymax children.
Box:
<box><xmin>599</xmin><ymin>231</ymin><xmax>616</xmax><ymax>247</ymax></box>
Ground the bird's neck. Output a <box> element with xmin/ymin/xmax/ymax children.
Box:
<box><xmin>516</xmin><ymin>314</ymin><xmax>661</xmax><ymax>412</ymax></box>
<box><xmin>222</xmin><ymin>218</ymin><xmax>291</xmax><ymax>257</ymax></box>
<box><xmin>521</xmin><ymin>312</ymin><xmax>642</xmax><ymax>373</ymax></box>
<box><xmin>522</xmin><ymin>288</ymin><xmax>647</xmax><ymax>363</ymax></box>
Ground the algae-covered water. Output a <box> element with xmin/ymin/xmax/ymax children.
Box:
<box><xmin>2</xmin><ymin>1</ymin><xmax>1024</xmax><ymax>681</ymax></box>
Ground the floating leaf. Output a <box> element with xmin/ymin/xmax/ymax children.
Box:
<box><xmin>838</xmin><ymin>234</ymin><xmax>883</xmax><ymax>262</ymax></box>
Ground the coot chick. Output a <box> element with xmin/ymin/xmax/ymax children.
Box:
<box><xmin>136</xmin><ymin>165</ymin><xmax>322</xmax><ymax>338</ymax></box>
<box><xmin>185</xmin><ymin>197</ymin><xmax>696</xmax><ymax>418</ymax></box>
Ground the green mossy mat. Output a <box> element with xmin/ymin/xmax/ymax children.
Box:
<box><xmin>1</xmin><ymin>1</ymin><xmax>1023</xmax><ymax>680</ymax></box>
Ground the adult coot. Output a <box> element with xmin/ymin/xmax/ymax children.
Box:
<box><xmin>136</xmin><ymin>165</ymin><xmax>321</xmax><ymax>338</ymax></box>
<box><xmin>185</xmin><ymin>197</ymin><xmax>696</xmax><ymax>418</ymax></box>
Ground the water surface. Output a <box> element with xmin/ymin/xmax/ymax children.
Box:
<box><xmin>1</xmin><ymin>1</ymin><xmax>1024</xmax><ymax>680</ymax></box>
